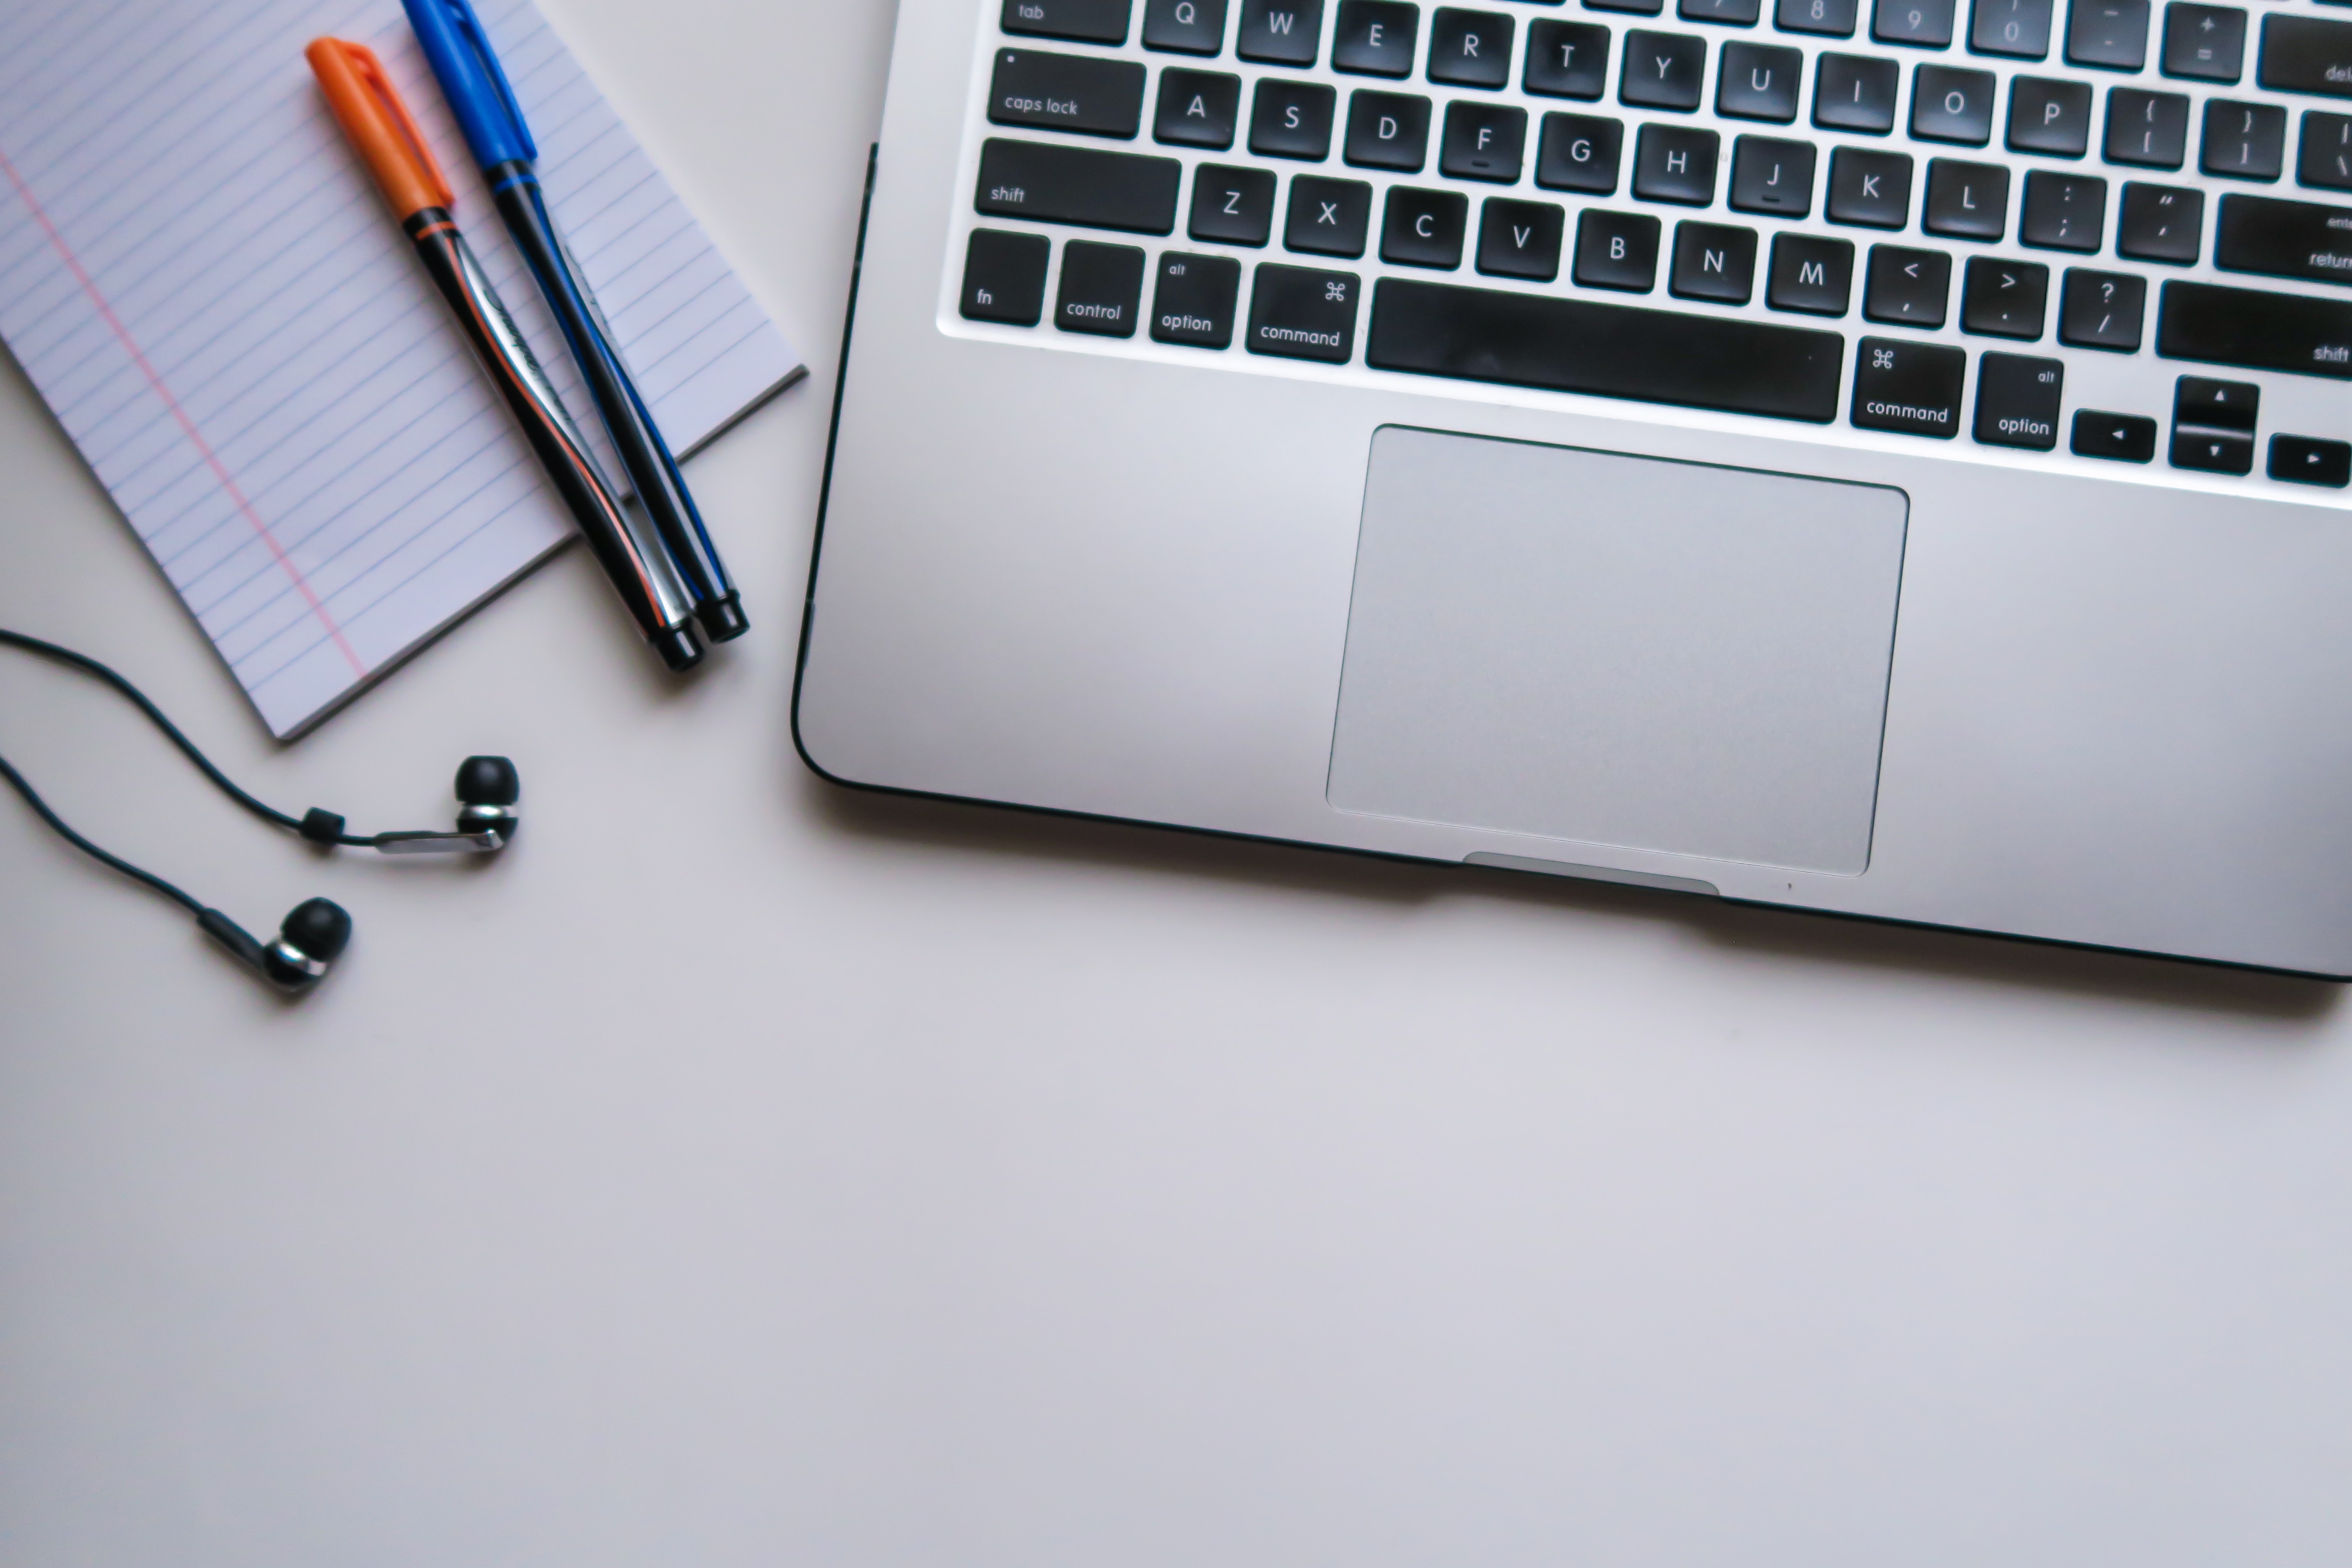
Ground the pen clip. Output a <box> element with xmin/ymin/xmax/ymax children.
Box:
<box><xmin>325</xmin><ymin>39</ymin><xmax>455</xmax><ymax>207</ymax></box>
<box><xmin>435</xmin><ymin>0</ymin><xmax>537</xmax><ymax>162</ymax></box>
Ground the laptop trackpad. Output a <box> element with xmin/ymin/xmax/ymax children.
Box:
<box><xmin>1328</xmin><ymin>428</ymin><xmax>1908</xmax><ymax>875</ymax></box>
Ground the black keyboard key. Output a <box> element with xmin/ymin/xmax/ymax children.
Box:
<box><xmin>2161</xmin><ymin>3</ymin><xmax>2244</xmax><ymax>83</ymax></box>
<box><xmin>1731</xmin><ymin>135</ymin><xmax>1818</xmax><ymax>213</ymax></box>
<box><xmin>960</xmin><ymin>229</ymin><xmax>1053</xmax><ymax>324</ymax></box>
<box><xmin>1682</xmin><ymin>0</ymin><xmax>1765</xmax><ymax>24</ymax></box>
<box><xmin>1145</xmin><ymin>0</ymin><xmax>1229</xmax><ymax>53</ymax></box>
<box><xmin>1286</xmin><ymin>174</ymin><xmax>1375</xmax><ymax>254</ymax></box>
<box><xmin>1913</xmin><ymin>67</ymin><xmax>1999</xmax><ymax>145</ymax></box>
<box><xmin>1971</xmin><ymin>0</ymin><xmax>2054</xmax><ymax>57</ymax></box>
<box><xmin>1239</xmin><ymin>0</ymin><xmax>1325</xmax><ymax>64</ymax></box>
<box><xmin>1333</xmin><ymin>0</ymin><xmax>1419</xmax><ymax>73</ymax></box>
<box><xmin>1537</xmin><ymin>113</ymin><xmax>1626</xmax><ymax>191</ymax></box>
<box><xmin>1055</xmin><ymin>239</ymin><xmax>1147</xmax><ymax>335</ymax></box>
<box><xmin>991</xmin><ymin>50</ymin><xmax>1147</xmax><ymax>139</ymax></box>
<box><xmin>2303</xmin><ymin>112</ymin><xmax>2352</xmax><ymax>191</ymax></box>
<box><xmin>1589</xmin><ymin>0</ymin><xmax>1665</xmax><ymax>13</ymax></box>
<box><xmin>2058</xmin><ymin>266</ymin><xmax>2146</xmax><ymax>348</ymax></box>
<box><xmin>1367</xmin><ymin>276</ymin><xmax>1848</xmax><ymax>420</ymax></box>
<box><xmin>1974</xmin><ymin>350</ymin><xmax>2064</xmax><ymax>447</ymax></box>
<box><xmin>1621</xmin><ymin>32</ymin><xmax>1710</xmax><ymax>109</ymax></box>
<box><xmin>1924</xmin><ymin>159</ymin><xmax>2010</xmax><ymax>238</ymax></box>
<box><xmin>1719</xmin><ymin>43</ymin><xmax>1805</xmax><ymax>120</ymax></box>
<box><xmin>1477</xmin><ymin>198</ymin><xmax>1568</xmax><ymax>278</ymax></box>
<box><xmin>1815</xmin><ymin>53</ymin><xmax>1900</xmax><ymax>133</ymax></box>
<box><xmin>1250</xmin><ymin>80</ymin><xmax>1338</xmax><ymax>158</ymax></box>
<box><xmin>2201</xmin><ymin>100</ymin><xmax>2287</xmax><ymax>181</ymax></box>
<box><xmin>1383</xmin><ymin>186</ymin><xmax>1471</xmax><ymax>266</ymax></box>
<box><xmin>1345</xmin><ymin>91</ymin><xmax>1433</xmax><ymax>169</ymax></box>
<box><xmin>2007</xmin><ymin>77</ymin><xmax>2093</xmax><ymax>156</ymax></box>
<box><xmin>1246</xmin><ymin>263</ymin><xmax>1362</xmax><ymax>358</ymax></box>
<box><xmin>2072</xmin><ymin>409</ymin><xmax>2158</xmax><ymax>461</ymax></box>
<box><xmin>1865</xmin><ymin>244</ymin><xmax>1953</xmax><ymax>325</ymax></box>
<box><xmin>1149</xmin><ymin>250</ymin><xmax>1244</xmax><ymax>344</ymax></box>
<box><xmin>1768</xmin><ymin>233</ymin><xmax>1857</xmax><ymax>311</ymax></box>
<box><xmin>1671</xmin><ymin>220</ymin><xmax>1761</xmax><ymax>300</ymax></box>
<box><xmin>2270</xmin><ymin>435</ymin><xmax>2352</xmax><ymax>488</ymax></box>
<box><xmin>2104</xmin><ymin>88</ymin><xmax>2189</xmax><ymax>167</ymax></box>
<box><xmin>1852</xmin><ymin>336</ymin><xmax>1967</xmax><ymax>436</ymax></box>
<box><xmin>1189</xmin><ymin>163</ymin><xmax>1278</xmax><ymax>243</ymax></box>
<box><xmin>1004</xmin><ymin>0</ymin><xmax>1132</xmax><ymax>44</ymax></box>
<box><xmin>1778</xmin><ymin>0</ymin><xmax>1861</xmax><ymax>36</ymax></box>
<box><xmin>976</xmin><ymin>138</ymin><xmax>1183</xmax><ymax>232</ymax></box>
<box><xmin>2170</xmin><ymin>429</ymin><xmax>2255</xmax><ymax>474</ymax></box>
<box><xmin>2066</xmin><ymin>0</ymin><xmax>2149</xmax><ymax>69</ymax></box>
<box><xmin>1442</xmin><ymin>103</ymin><xmax>1529</xmax><ymax>180</ymax></box>
<box><xmin>2259</xmin><ymin>15</ymin><xmax>2352</xmax><ymax>100</ymax></box>
<box><xmin>1527</xmin><ymin>22</ymin><xmax>1614</xmax><ymax>97</ymax></box>
<box><xmin>1575</xmin><ymin>208</ymin><xmax>1665</xmax><ymax>287</ymax></box>
<box><xmin>1430</xmin><ymin>8</ymin><xmax>1515</xmax><ymax>86</ymax></box>
<box><xmin>1961</xmin><ymin>255</ymin><xmax>2049</xmax><ymax>336</ymax></box>
<box><xmin>1872</xmin><ymin>0</ymin><xmax>1957</xmax><ymax>46</ymax></box>
<box><xmin>2175</xmin><ymin>373</ymin><xmax>2259</xmax><ymax>429</ymax></box>
<box><xmin>2159</xmin><ymin>280</ymin><xmax>2352</xmax><ymax>377</ymax></box>
<box><xmin>1828</xmin><ymin>148</ymin><xmax>1914</xmax><ymax>225</ymax></box>
<box><xmin>1155</xmin><ymin>69</ymin><xmax>1243</xmax><ymax>146</ymax></box>
<box><xmin>2020</xmin><ymin>170</ymin><xmax>2106</xmax><ymax>250</ymax></box>
<box><xmin>2117</xmin><ymin>181</ymin><xmax>2203</xmax><ymax>262</ymax></box>
<box><xmin>1634</xmin><ymin>124</ymin><xmax>1721</xmax><ymax>202</ymax></box>
<box><xmin>2216</xmin><ymin>193</ymin><xmax>2352</xmax><ymax>285</ymax></box>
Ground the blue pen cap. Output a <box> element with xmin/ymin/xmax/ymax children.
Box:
<box><xmin>402</xmin><ymin>0</ymin><xmax>537</xmax><ymax>170</ymax></box>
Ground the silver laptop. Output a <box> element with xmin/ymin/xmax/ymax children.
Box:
<box><xmin>795</xmin><ymin>0</ymin><xmax>2352</xmax><ymax>975</ymax></box>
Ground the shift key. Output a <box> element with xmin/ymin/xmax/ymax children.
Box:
<box><xmin>975</xmin><ymin>138</ymin><xmax>1181</xmax><ymax>234</ymax></box>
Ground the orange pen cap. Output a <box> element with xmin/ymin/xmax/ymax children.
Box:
<box><xmin>305</xmin><ymin>38</ymin><xmax>455</xmax><ymax>221</ymax></box>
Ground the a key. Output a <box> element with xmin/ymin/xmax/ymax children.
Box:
<box><xmin>2169</xmin><ymin>373</ymin><xmax>2258</xmax><ymax>473</ymax></box>
<box><xmin>2057</xmin><ymin>267</ymin><xmax>2146</xmax><ymax>349</ymax></box>
<box><xmin>1574</xmin><ymin>208</ymin><xmax>1665</xmax><ymax>288</ymax></box>
<box><xmin>2216</xmin><ymin>194</ymin><xmax>2352</xmax><ymax>286</ymax></box>
<box><xmin>1924</xmin><ymin>159</ymin><xmax>2010</xmax><ymax>239</ymax></box>
<box><xmin>2160</xmin><ymin>4</ymin><xmax>2245</xmax><ymax>83</ymax></box>
<box><xmin>2066</xmin><ymin>0</ymin><xmax>2149</xmax><ymax>70</ymax></box>
<box><xmin>1249</xmin><ymin>80</ymin><xmax>1338</xmax><ymax>158</ymax></box>
<box><xmin>1681</xmin><ymin>0</ymin><xmax>1765</xmax><ymax>23</ymax></box>
<box><xmin>1768</xmin><ymin>234</ymin><xmax>1857</xmax><ymax>313</ymax></box>
<box><xmin>1634</xmin><ymin>125</ymin><xmax>1721</xmax><ymax>202</ymax></box>
<box><xmin>1155</xmin><ymin>69</ymin><xmax>1242</xmax><ymax>147</ymax></box>
<box><xmin>1285</xmin><ymin>174</ymin><xmax>1375</xmax><ymax>255</ymax></box>
<box><xmin>2071</xmin><ymin>410</ymin><xmax>2159</xmax><ymax>461</ymax></box>
<box><xmin>976</xmin><ymin>138</ymin><xmax>1183</xmax><ymax>232</ymax></box>
<box><xmin>1872</xmin><ymin>0</ymin><xmax>1957</xmax><ymax>47</ymax></box>
<box><xmin>1526</xmin><ymin>22</ymin><xmax>1614</xmax><ymax>98</ymax></box>
<box><xmin>1960</xmin><ymin>255</ymin><xmax>2049</xmax><ymax>336</ymax></box>
<box><xmin>1382</xmin><ymin>187</ymin><xmax>1470</xmax><ymax>266</ymax></box>
<box><xmin>1970</xmin><ymin>0</ymin><xmax>2054</xmax><ymax>58</ymax></box>
<box><xmin>2157</xmin><ymin>280</ymin><xmax>2352</xmax><ymax>378</ymax></box>
<box><xmin>2019</xmin><ymin>171</ymin><xmax>2106</xmax><ymax>251</ymax></box>
<box><xmin>2302</xmin><ymin>113</ymin><xmax>2352</xmax><ymax>192</ymax></box>
<box><xmin>1913</xmin><ymin>66</ymin><xmax>1999</xmax><ymax>145</ymax></box>
<box><xmin>1671</xmin><ymin>221</ymin><xmax>1761</xmax><ymax>301</ymax></box>
<box><xmin>1003</xmin><ymin>0</ymin><xmax>1133</xmax><ymax>45</ymax></box>
<box><xmin>2201</xmin><ymin>100</ymin><xmax>2287</xmax><ymax>180</ymax></box>
<box><xmin>1332</xmin><ymin>0</ymin><xmax>1419</xmax><ymax>74</ymax></box>
<box><xmin>1055</xmin><ymin>239</ymin><xmax>1148</xmax><ymax>336</ymax></box>
<box><xmin>1719</xmin><ymin>44</ymin><xmax>1805</xmax><ymax>120</ymax></box>
<box><xmin>1851</xmin><ymin>335</ymin><xmax>1968</xmax><ymax>436</ymax></box>
<box><xmin>1429</xmin><ymin>8</ymin><xmax>1516</xmax><ymax>87</ymax></box>
<box><xmin>1537</xmin><ymin>114</ymin><xmax>1626</xmax><ymax>192</ymax></box>
<box><xmin>1366</xmin><ymin>277</ymin><xmax>1848</xmax><ymax>420</ymax></box>
<box><xmin>1245</xmin><ymin>262</ymin><xmax>1362</xmax><ymax>359</ymax></box>
<box><xmin>1828</xmin><ymin>148</ymin><xmax>1914</xmax><ymax>227</ymax></box>
<box><xmin>1149</xmin><ymin>250</ymin><xmax>1244</xmax><ymax>344</ymax></box>
<box><xmin>2104</xmin><ymin>88</ymin><xmax>2189</xmax><ymax>167</ymax></box>
<box><xmin>1589</xmin><ymin>0</ymin><xmax>1666</xmax><ymax>13</ymax></box>
<box><xmin>1144</xmin><ymin>0</ymin><xmax>1230</xmax><ymax>53</ymax></box>
<box><xmin>2007</xmin><ymin>77</ymin><xmax>2092</xmax><ymax>156</ymax></box>
<box><xmin>1442</xmin><ymin>103</ymin><xmax>1529</xmax><ymax>180</ymax></box>
<box><xmin>1344</xmin><ymin>91</ymin><xmax>1433</xmax><ymax>170</ymax></box>
<box><xmin>1731</xmin><ymin>136</ymin><xmax>1818</xmax><ymax>214</ymax></box>
<box><xmin>960</xmin><ymin>229</ymin><xmax>1053</xmax><ymax>324</ymax></box>
<box><xmin>1238</xmin><ymin>0</ymin><xmax>1326</xmax><ymax>65</ymax></box>
<box><xmin>1188</xmin><ymin>164</ymin><xmax>1278</xmax><ymax>244</ymax></box>
<box><xmin>2269</xmin><ymin>435</ymin><xmax>2352</xmax><ymax>488</ymax></box>
<box><xmin>1973</xmin><ymin>350</ymin><xmax>2064</xmax><ymax>448</ymax></box>
<box><xmin>1621</xmin><ymin>32</ymin><xmax>1710</xmax><ymax>110</ymax></box>
<box><xmin>1865</xmin><ymin>244</ymin><xmax>1953</xmax><ymax>325</ymax></box>
<box><xmin>1476</xmin><ymin>198</ymin><xmax>1568</xmax><ymax>279</ymax></box>
<box><xmin>990</xmin><ymin>50</ymin><xmax>1147</xmax><ymax>138</ymax></box>
<box><xmin>2258</xmin><ymin>15</ymin><xmax>2352</xmax><ymax>100</ymax></box>
<box><xmin>1779</xmin><ymin>0</ymin><xmax>1861</xmax><ymax>37</ymax></box>
<box><xmin>2116</xmin><ymin>182</ymin><xmax>2203</xmax><ymax>262</ymax></box>
<box><xmin>1814</xmin><ymin>54</ymin><xmax>1900</xmax><ymax>133</ymax></box>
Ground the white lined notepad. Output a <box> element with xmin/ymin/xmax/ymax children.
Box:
<box><xmin>0</xmin><ymin>0</ymin><xmax>801</xmax><ymax>737</ymax></box>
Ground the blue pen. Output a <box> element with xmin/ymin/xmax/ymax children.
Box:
<box><xmin>402</xmin><ymin>0</ymin><xmax>748</xmax><ymax>643</ymax></box>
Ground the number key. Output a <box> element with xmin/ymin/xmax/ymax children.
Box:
<box><xmin>1776</xmin><ymin>0</ymin><xmax>1859</xmax><ymax>36</ymax></box>
<box><xmin>1872</xmin><ymin>0</ymin><xmax>1957</xmax><ymax>48</ymax></box>
<box><xmin>1970</xmin><ymin>0</ymin><xmax>2053</xmax><ymax>57</ymax></box>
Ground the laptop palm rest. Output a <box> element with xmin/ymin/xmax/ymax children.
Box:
<box><xmin>1328</xmin><ymin>428</ymin><xmax>1909</xmax><ymax>876</ymax></box>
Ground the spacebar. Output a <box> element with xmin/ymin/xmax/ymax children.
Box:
<box><xmin>1364</xmin><ymin>279</ymin><xmax>1846</xmax><ymax>424</ymax></box>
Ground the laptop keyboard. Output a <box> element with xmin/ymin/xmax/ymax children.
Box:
<box><xmin>943</xmin><ymin>0</ymin><xmax>2352</xmax><ymax>492</ymax></box>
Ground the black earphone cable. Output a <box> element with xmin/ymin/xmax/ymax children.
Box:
<box><xmin>0</xmin><ymin>748</ymin><xmax>204</xmax><ymax>915</ymax></box>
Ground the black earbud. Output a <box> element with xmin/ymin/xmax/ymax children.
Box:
<box><xmin>197</xmin><ymin>898</ymin><xmax>353</xmax><ymax>994</ymax></box>
<box><xmin>346</xmin><ymin>753</ymin><xmax>522</xmax><ymax>854</ymax></box>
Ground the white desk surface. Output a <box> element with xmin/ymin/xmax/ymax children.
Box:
<box><xmin>5</xmin><ymin>3</ymin><xmax>2350</xmax><ymax>1562</ymax></box>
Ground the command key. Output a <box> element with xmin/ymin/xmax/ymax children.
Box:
<box><xmin>1245</xmin><ymin>264</ymin><xmax>1362</xmax><ymax>363</ymax></box>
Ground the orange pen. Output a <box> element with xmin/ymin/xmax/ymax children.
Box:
<box><xmin>305</xmin><ymin>38</ymin><xmax>704</xmax><ymax>672</ymax></box>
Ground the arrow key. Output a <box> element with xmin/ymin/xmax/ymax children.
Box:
<box><xmin>2268</xmin><ymin>434</ymin><xmax>2352</xmax><ymax>488</ymax></box>
<box><xmin>2070</xmin><ymin>410</ymin><xmax>2158</xmax><ymax>462</ymax></box>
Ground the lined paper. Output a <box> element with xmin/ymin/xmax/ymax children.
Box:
<box><xmin>0</xmin><ymin>0</ymin><xmax>802</xmax><ymax>737</ymax></box>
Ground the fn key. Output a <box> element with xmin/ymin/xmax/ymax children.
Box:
<box><xmin>961</xmin><ymin>229</ymin><xmax>1051</xmax><ymax>325</ymax></box>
